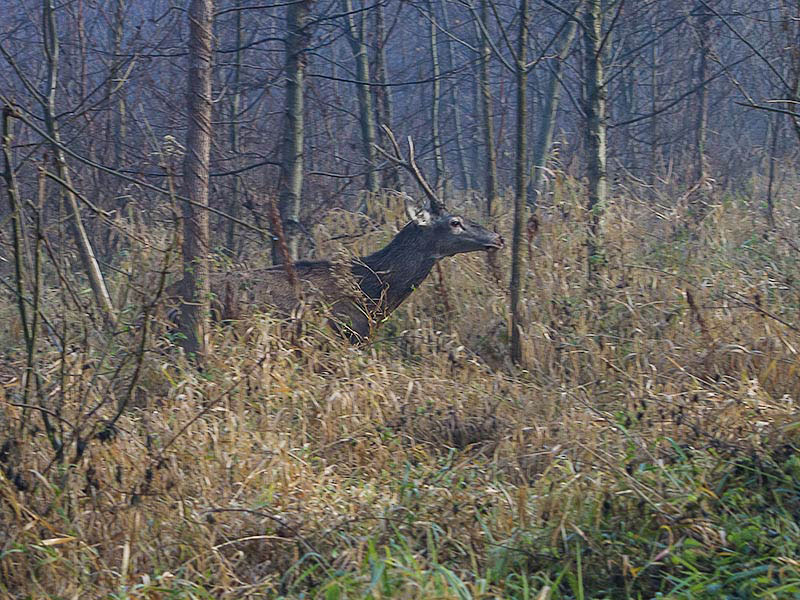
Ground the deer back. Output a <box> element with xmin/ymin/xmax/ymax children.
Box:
<box><xmin>213</xmin><ymin>260</ymin><xmax>375</xmax><ymax>339</ymax></box>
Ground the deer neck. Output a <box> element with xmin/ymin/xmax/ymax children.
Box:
<box><xmin>354</xmin><ymin>222</ymin><xmax>438</xmax><ymax>313</ymax></box>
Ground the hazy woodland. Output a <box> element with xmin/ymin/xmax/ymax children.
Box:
<box><xmin>1</xmin><ymin>0</ymin><xmax>800</xmax><ymax>597</ymax></box>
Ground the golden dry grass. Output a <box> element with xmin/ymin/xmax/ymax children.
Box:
<box><xmin>1</xmin><ymin>180</ymin><xmax>799</xmax><ymax>598</ymax></box>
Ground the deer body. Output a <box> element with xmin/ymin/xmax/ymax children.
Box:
<box><xmin>207</xmin><ymin>212</ymin><xmax>502</xmax><ymax>341</ymax></box>
<box><xmin>169</xmin><ymin>132</ymin><xmax>502</xmax><ymax>342</ymax></box>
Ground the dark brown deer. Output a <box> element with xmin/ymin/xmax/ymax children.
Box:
<box><xmin>168</xmin><ymin>132</ymin><xmax>503</xmax><ymax>342</ymax></box>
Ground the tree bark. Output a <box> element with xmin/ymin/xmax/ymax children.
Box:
<box><xmin>105</xmin><ymin>0</ymin><xmax>126</xmax><ymax>169</ymax></box>
<box><xmin>42</xmin><ymin>0</ymin><xmax>117</xmax><ymax>326</ymax></box>
<box><xmin>2</xmin><ymin>106</ymin><xmax>31</xmax><ymax>351</ymax></box>
<box><xmin>374</xmin><ymin>3</ymin><xmax>399</xmax><ymax>189</ymax></box>
<box><xmin>650</xmin><ymin>9</ymin><xmax>660</xmax><ymax>185</ymax></box>
<box><xmin>690</xmin><ymin>2</ymin><xmax>711</xmax><ymax>221</ymax></box>
<box><xmin>428</xmin><ymin>0</ymin><xmax>445</xmax><ymax>197</ymax></box>
<box><xmin>510</xmin><ymin>0</ymin><xmax>529</xmax><ymax>365</ymax></box>
<box><xmin>226</xmin><ymin>0</ymin><xmax>243</xmax><ymax>257</ymax></box>
<box><xmin>527</xmin><ymin>13</ymin><xmax>578</xmax><ymax>209</ymax></box>
<box><xmin>479</xmin><ymin>0</ymin><xmax>498</xmax><ymax>218</ymax></box>
<box><xmin>275</xmin><ymin>0</ymin><xmax>312</xmax><ymax>262</ymax></box>
<box><xmin>343</xmin><ymin>0</ymin><xmax>379</xmax><ymax>194</ymax></box>
<box><xmin>782</xmin><ymin>1</ymin><xmax>800</xmax><ymax>146</ymax></box>
<box><xmin>441</xmin><ymin>0</ymin><xmax>471</xmax><ymax>191</ymax></box>
<box><xmin>765</xmin><ymin>112</ymin><xmax>780</xmax><ymax>229</ymax></box>
<box><xmin>583</xmin><ymin>0</ymin><xmax>607</xmax><ymax>281</ymax></box>
<box><xmin>179</xmin><ymin>0</ymin><xmax>214</xmax><ymax>357</ymax></box>
<box><xmin>101</xmin><ymin>0</ymin><xmax>126</xmax><ymax>258</ymax></box>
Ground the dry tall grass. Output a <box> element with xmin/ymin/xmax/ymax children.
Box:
<box><xmin>1</xmin><ymin>180</ymin><xmax>799</xmax><ymax>598</ymax></box>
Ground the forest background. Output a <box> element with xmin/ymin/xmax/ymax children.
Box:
<box><xmin>1</xmin><ymin>0</ymin><xmax>800</xmax><ymax>597</ymax></box>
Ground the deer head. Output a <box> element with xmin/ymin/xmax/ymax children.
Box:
<box><xmin>376</xmin><ymin>125</ymin><xmax>504</xmax><ymax>259</ymax></box>
<box><xmin>404</xmin><ymin>200</ymin><xmax>503</xmax><ymax>259</ymax></box>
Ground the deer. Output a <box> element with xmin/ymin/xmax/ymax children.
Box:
<box><xmin>166</xmin><ymin>130</ymin><xmax>503</xmax><ymax>343</ymax></box>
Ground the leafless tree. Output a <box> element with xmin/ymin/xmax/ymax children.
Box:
<box><xmin>510</xmin><ymin>0</ymin><xmax>530</xmax><ymax>365</ymax></box>
<box><xmin>478</xmin><ymin>0</ymin><xmax>499</xmax><ymax>218</ymax></box>
<box><xmin>276</xmin><ymin>0</ymin><xmax>313</xmax><ymax>262</ymax></box>
<box><xmin>342</xmin><ymin>0</ymin><xmax>379</xmax><ymax>193</ymax></box>
<box><xmin>583</xmin><ymin>0</ymin><xmax>607</xmax><ymax>280</ymax></box>
<box><xmin>41</xmin><ymin>0</ymin><xmax>117</xmax><ymax>325</ymax></box>
<box><xmin>528</xmin><ymin>7</ymin><xmax>580</xmax><ymax>209</ymax></box>
<box><xmin>179</xmin><ymin>0</ymin><xmax>215</xmax><ymax>356</ymax></box>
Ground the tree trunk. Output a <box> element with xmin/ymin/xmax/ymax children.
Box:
<box><xmin>690</xmin><ymin>3</ymin><xmax>711</xmax><ymax>221</ymax></box>
<box><xmin>42</xmin><ymin>0</ymin><xmax>117</xmax><ymax>326</ymax></box>
<box><xmin>479</xmin><ymin>0</ymin><xmax>498</xmax><ymax>218</ymax></box>
<box><xmin>618</xmin><ymin>18</ymin><xmax>636</xmax><ymax>175</ymax></box>
<box><xmin>650</xmin><ymin>9</ymin><xmax>659</xmax><ymax>185</ymax></box>
<box><xmin>226</xmin><ymin>0</ymin><xmax>243</xmax><ymax>257</ymax></box>
<box><xmin>343</xmin><ymin>0</ymin><xmax>378</xmax><ymax>194</ymax></box>
<box><xmin>106</xmin><ymin>0</ymin><xmax>126</xmax><ymax>169</ymax></box>
<box><xmin>428</xmin><ymin>0</ymin><xmax>445</xmax><ymax>197</ymax></box>
<box><xmin>374</xmin><ymin>3</ymin><xmax>399</xmax><ymax>189</ymax></box>
<box><xmin>2</xmin><ymin>107</ymin><xmax>32</xmax><ymax>351</ymax></box>
<box><xmin>441</xmin><ymin>0</ymin><xmax>471</xmax><ymax>191</ymax></box>
<box><xmin>510</xmin><ymin>0</ymin><xmax>529</xmax><ymax>365</ymax></box>
<box><xmin>765</xmin><ymin>112</ymin><xmax>780</xmax><ymax>229</ymax></box>
<box><xmin>470</xmin><ymin>55</ymin><xmax>482</xmax><ymax>192</ymax></box>
<box><xmin>780</xmin><ymin>2</ymin><xmax>800</xmax><ymax>146</ymax></box>
<box><xmin>179</xmin><ymin>0</ymin><xmax>214</xmax><ymax>357</ymax></box>
<box><xmin>527</xmin><ymin>13</ymin><xmax>578</xmax><ymax>209</ymax></box>
<box><xmin>275</xmin><ymin>0</ymin><xmax>312</xmax><ymax>262</ymax></box>
<box><xmin>101</xmin><ymin>0</ymin><xmax>126</xmax><ymax>258</ymax></box>
<box><xmin>583</xmin><ymin>0</ymin><xmax>607</xmax><ymax>281</ymax></box>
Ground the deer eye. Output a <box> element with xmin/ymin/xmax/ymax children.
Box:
<box><xmin>450</xmin><ymin>219</ymin><xmax>462</xmax><ymax>229</ymax></box>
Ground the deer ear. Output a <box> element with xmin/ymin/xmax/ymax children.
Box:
<box><xmin>406</xmin><ymin>202</ymin><xmax>431</xmax><ymax>226</ymax></box>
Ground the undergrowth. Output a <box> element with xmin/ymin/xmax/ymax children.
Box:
<box><xmin>1</xmin><ymin>181</ymin><xmax>799</xmax><ymax>598</ymax></box>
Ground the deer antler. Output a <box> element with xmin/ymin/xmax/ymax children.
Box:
<box><xmin>374</xmin><ymin>124</ymin><xmax>446</xmax><ymax>215</ymax></box>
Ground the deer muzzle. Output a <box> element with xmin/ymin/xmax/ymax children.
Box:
<box><xmin>486</xmin><ymin>233</ymin><xmax>504</xmax><ymax>250</ymax></box>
